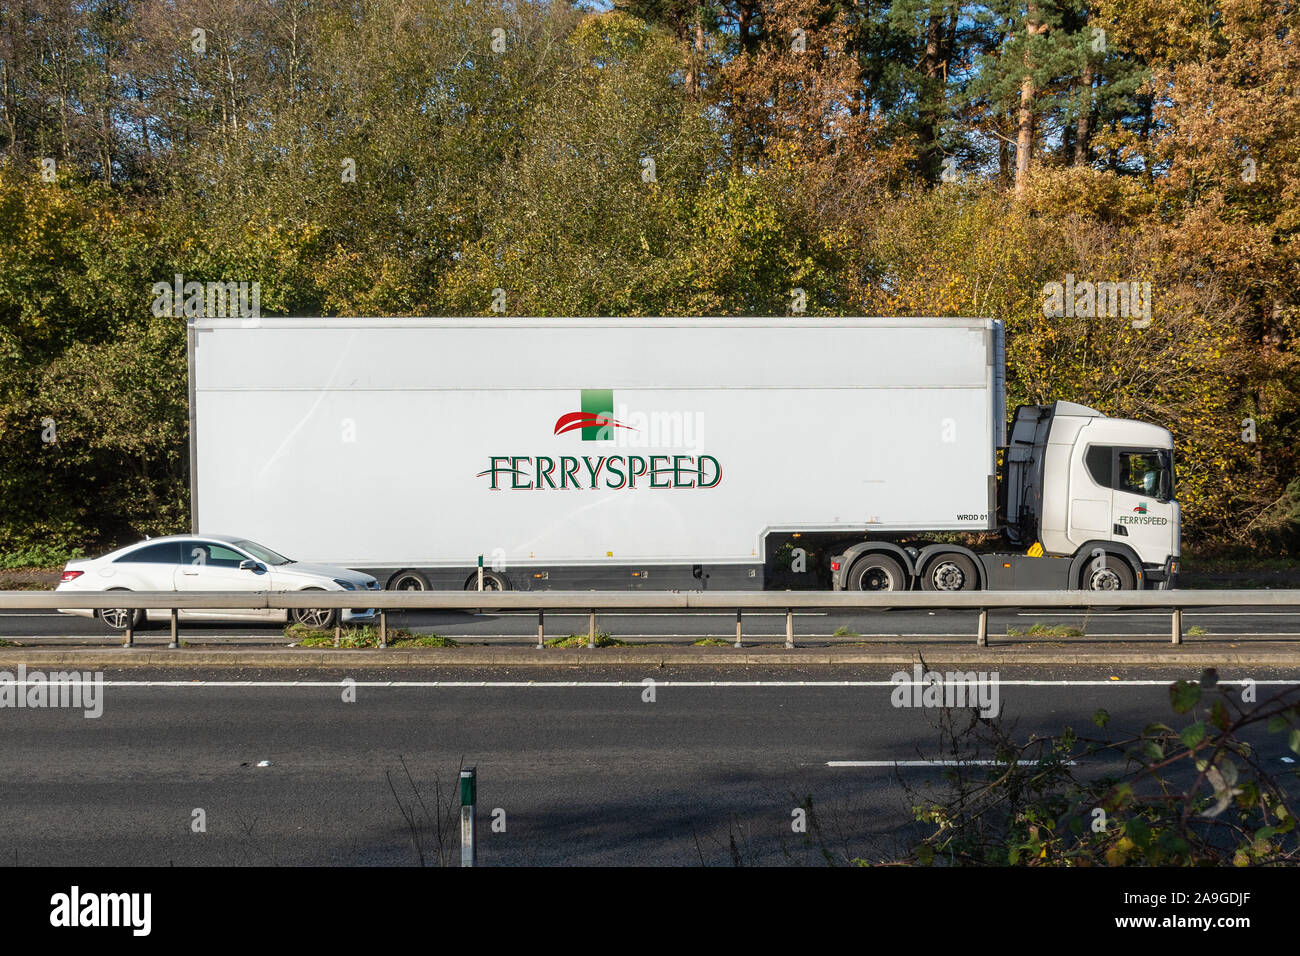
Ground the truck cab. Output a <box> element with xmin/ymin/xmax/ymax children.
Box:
<box><xmin>1003</xmin><ymin>401</ymin><xmax>1179</xmax><ymax>588</ymax></box>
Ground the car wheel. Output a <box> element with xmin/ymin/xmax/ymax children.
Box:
<box><xmin>920</xmin><ymin>553</ymin><xmax>980</xmax><ymax>592</ymax></box>
<box><xmin>100</xmin><ymin>590</ymin><xmax>145</xmax><ymax>632</ymax></box>
<box><xmin>847</xmin><ymin>554</ymin><xmax>907</xmax><ymax>592</ymax></box>
<box><xmin>290</xmin><ymin>589</ymin><xmax>338</xmax><ymax>628</ymax></box>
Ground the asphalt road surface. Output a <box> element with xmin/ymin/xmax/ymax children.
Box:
<box><xmin>4</xmin><ymin>606</ymin><xmax>1300</xmax><ymax>644</ymax></box>
<box><xmin>1</xmin><ymin>664</ymin><xmax>1297</xmax><ymax>866</ymax></box>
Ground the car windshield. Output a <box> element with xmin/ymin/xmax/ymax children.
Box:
<box><xmin>231</xmin><ymin>539</ymin><xmax>293</xmax><ymax>565</ymax></box>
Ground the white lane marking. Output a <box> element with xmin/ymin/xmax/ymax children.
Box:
<box><xmin>50</xmin><ymin>679</ymin><xmax>1300</xmax><ymax>688</ymax></box>
<box><xmin>829</xmin><ymin>760</ymin><xmax>1079</xmax><ymax>767</ymax></box>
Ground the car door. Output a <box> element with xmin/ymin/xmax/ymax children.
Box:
<box><xmin>107</xmin><ymin>541</ymin><xmax>183</xmax><ymax>591</ymax></box>
<box><xmin>173</xmin><ymin>540</ymin><xmax>273</xmax><ymax>619</ymax></box>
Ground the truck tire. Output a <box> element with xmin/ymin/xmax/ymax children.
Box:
<box><xmin>1080</xmin><ymin>554</ymin><xmax>1134</xmax><ymax>591</ymax></box>
<box><xmin>387</xmin><ymin>570</ymin><xmax>430</xmax><ymax>591</ymax></box>
<box><xmin>920</xmin><ymin>553</ymin><xmax>979</xmax><ymax>592</ymax></box>
<box><xmin>463</xmin><ymin>570</ymin><xmax>511</xmax><ymax>614</ymax></box>
<box><xmin>290</xmin><ymin>588</ymin><xmax>338</xmax><ymax>628</ymax></box>
<box><xmin>847</xmin><ymin>554</ymin><xmax>907</xmax><ymax>592</ymax></box>
<box><xmin>100</xmin><ymin>589</ymin><xmax>145</xmax><ymax>632</ymax></box>
<box><xmin>462</xmin><ymin>570</ymin><xmax>511</xmax><ymax>592</ymax></box>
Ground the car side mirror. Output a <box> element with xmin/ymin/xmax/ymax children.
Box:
<box><xmin>239</xmin><ymin>559</ymin><xmax>266</xmax><ymax>572</ymax></box>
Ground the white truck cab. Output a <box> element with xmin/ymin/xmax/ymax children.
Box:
<box><xmin>1004</xmin><ymin>402</ymin><xmax>1178</xmax><ymax>589</ymax></box>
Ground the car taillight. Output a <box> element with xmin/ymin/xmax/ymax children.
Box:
<box><xmin>60</xmin><ymin>570</ymin><xmax>84</xmax><ymax>582</ymax></box>
<box><xmin>830</xmin><ymin>561</ymin><xmax>841</xmax><ymax>572</ymax></box>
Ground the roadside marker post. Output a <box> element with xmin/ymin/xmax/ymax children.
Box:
<box><xmin>477</xmin><ymin>555</ymin><xmax>484</xmax><ymax>592</ymax></box>
<box><xmin>460</xmin><ymin>767</ymin><xmax>477</xmax><ymax>867</ymax></box>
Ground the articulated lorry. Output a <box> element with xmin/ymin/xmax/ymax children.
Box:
<box><xmin>188</xmin><ymin>316</ymin><xmax>1179</xmax><ymax>592</ymax></box>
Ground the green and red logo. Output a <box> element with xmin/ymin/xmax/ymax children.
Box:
<box><xmin>476</xmin><ymin>388</ymin><xmax>720</xmax><ymax>491</ymax></box>
<box><xmin>1133</xmin><ymin>502</ymin><xmax>1148</xmax><ymax>514</ymax></box>
<box><xmin>553</xmin><ymin>389</ymin><xmax>635</xmax><ymax>440</ymax></box>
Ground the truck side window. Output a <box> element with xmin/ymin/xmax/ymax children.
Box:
<box><xmin>1118</xmin><ymin>451</ymin><xmax>1162</xmax><ymax>497</ymax></box>
<box><xmin>1084</xmin><ymin>445</ymin><xmax>1112</xmax><ymax>487</ymax></box>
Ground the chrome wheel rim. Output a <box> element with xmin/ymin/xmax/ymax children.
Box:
<box><xmin>294</xmin><ymin>607</ymin><xmax>333</xmax><ymax>627</ymax></box>
<box><xmin>931</xmin><ymin>561</ymin><xmax>966</xmax><ymax>591</ymax></box>
<box><xmin>102</xmin><ymin>607</ymin><xmax>131</xmax><ymax>628</ymax></box>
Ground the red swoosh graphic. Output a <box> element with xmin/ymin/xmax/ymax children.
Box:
<box><xmin>553</xmin><ymin>411</ymin><xmax>637</xmax><ymax>436</ymax></box>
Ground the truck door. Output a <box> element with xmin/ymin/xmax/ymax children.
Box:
<box><xmin>1110</xmin><ymin>448</ymin><xmax>1177</xmax><ymax>566</ymax></box>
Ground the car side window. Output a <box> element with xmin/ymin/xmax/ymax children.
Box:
<box><xmin>114</xmin><ymin>542</ymin><xmax>181</xmax><ymax>564</ymax></box>
<box><xmin>206</xmin><ymin>544</ymin><xmax>247</xmax><ymax>568</ymax></box>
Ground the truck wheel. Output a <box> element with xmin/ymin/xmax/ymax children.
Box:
<box><xmin>463</xmin><ymin>570</ymin><xmax>511</xmax><ymax>614</ymax></box>
<box><xmin>1081</xmin><ymin>554</ymin><xmax>1134</xmax><ymax>591</ymax></box>
<box><xmin>388</xmin><ymin>570</ymin><xmax>429</xmax><ymax>591</ymax></box>
<box><xmin>100</xmin><ymin>589</ymin><xmax>144</xmax><ymax>632</ymax></box>
<box><xmin>847</xmin><ymin>554</ymin><xmax>906</xmax><ymax>592</ymax></box>
<box><xmin>290</xmin><ymin>589</ymin><xmax>338</xmax><ymax>628</ymax></box>
<box><xmin>463</xmin><ymin>571</ymin><xmax>511</xmax><ymax>592</ymax></box>
<box><xmin>920</xmin><ymin>553</ymin><xmax>979</xmax><ymax>592</ymax></box>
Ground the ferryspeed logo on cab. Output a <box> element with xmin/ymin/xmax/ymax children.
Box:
<box><xmin>476</xmin><ymin>389</ymin><xmax>722</xmax><ymax>491</ymax></box>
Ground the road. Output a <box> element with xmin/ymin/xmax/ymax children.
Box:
<box><xmin>1</xmin><ymin>664</ymin><xmax>1296</xmax><ymax>866</ymax></box>
<box><xmin>5</xmin><ymin>606</ymin><xmax>1300</xmax><ymax>644</ymax></box>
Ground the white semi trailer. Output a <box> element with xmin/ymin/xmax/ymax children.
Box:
<box><xmin>188</xmin><ymin>316</ymin><xmax>1180</xmax><ymax>592</ymax></box>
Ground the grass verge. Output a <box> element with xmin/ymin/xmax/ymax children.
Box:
<box><xmin>285</xmin><ymin>623</ymin><xmax>460</xmax><ymax>648</ymax></box>
<box><xmin>1007</xmin><ymin>623</ymin><xmax>1085</xmax><ymax>638</ymax></box>
<box><xmin>545</xmin><ymin>630</ymin><xmax>627</xmax><ymax>648</ymax></box>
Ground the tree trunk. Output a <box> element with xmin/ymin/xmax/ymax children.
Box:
<box><xmin>1015</xmin><ymin>73</ymin><xmax>1035</xmax><ymax>196</ymax></box>
<box><xmin>1074</xmin><ymin>64</ymin><xmax>1093</xmax><ymax>166</ymax></box>
<box><xmin>1015</xmin><ymin>6</ymin><xmax>1049</xmax><ymax>197</ymax></box>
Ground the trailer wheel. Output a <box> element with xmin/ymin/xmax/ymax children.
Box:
<box><xmin>463</xmin><ymin>571</ymin><xmax>511</xmax><ymax>592</ymax></box>
<box><xmin>463</xmin><ymin>570</ymin><xmax>511</xmax><ymax>614</ymax></box>
<box><xmin>290</xmin><ymin>589</ymin><xmax>338</xmax><ymax>628</ymax></box>
<box><xmin>920</xmin><ymin>553</ymin><xmax>979</xmax><ymax>592</ymax></box>
<box><xmin>847</xmin><ymin>554</ymin><xmax>907</xmax><ymax>592</ymax></box>
<box><xmin>100</xmin><ymin>589</ymin><xmax>145</xmax><ymax>632</ymax></box>
<box><xmin>387</xmin><ymin>570</ymin><xmax>430</xmax><ymax>591</ymax></box>
<box><xmin>1081</xmin><ymin>554</ymin><xmax>1134</xmax><ymax>591</ymax></box>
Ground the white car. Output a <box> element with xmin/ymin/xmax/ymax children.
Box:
<box><xmin>56</xmin><ymin>534</ymin><xmax>379</xmax><ymax>631</ymax></box>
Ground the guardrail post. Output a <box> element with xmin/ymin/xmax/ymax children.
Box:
<box><xmin>378</xmin><ymin>611</ymin><xmax>388</xmax><ymax>649</ymax></box>
<box><xmin>587</xmin><ymin>610</ymin><xmax>596</xmax><ymax>649</ymax></box>
<box><xmin>1171</xmin><ymin>608</ymin><xmax>1182</xmax><ymax>645</ymax></box>
<box><xmin>122</xmin><ymin>617</ymin><xmax>133</xmax><ymax>648</ymax></box>
<box><xmin>460</xmin><ymin>767</ymin><xmax>477</xmax><ymax>868</ymax></box>
<box><xmin>785</xmin><ymin>609</ymin><xmax>794</xmax><ymax>649</ymax></box>
<box><xmin>333</xmin><ymin>619</ymin><xmax>342</xmax><ymax>648</ymax></box>
<box><xmin>168</xmin><ymin>608</ymin><xmax>179</xmax><ymax>649</ymax></box>
<box><xmin>734</xmin><ymin>609</ymin><xmax>742</xmax><ymax>649</ymax></box>
<box><xmin>537</xmin><ymin>610</ymin><xmax>545</xmax><ymax>650</ymax></box>
<box><xmin>976</xmin><ymin>608</ymin><xmax>988</xmax><ymax>647</ymax></box>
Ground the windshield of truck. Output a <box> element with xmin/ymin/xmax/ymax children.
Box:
<box><xmin>232</xmin><ymin>539</ymin><xmax>294</xmax><ymax>565</ymax></box>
